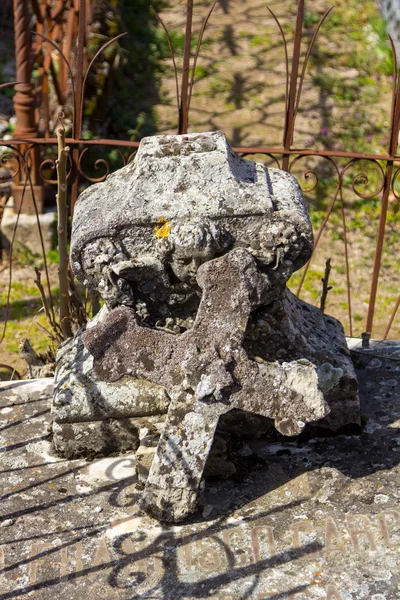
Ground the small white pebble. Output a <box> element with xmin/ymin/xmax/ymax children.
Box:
<box><xmin>374</xmin><ymin>494</ymin><xmax>390</xmax><ymax>504</ymax></box>
<box><xmin>1</xmin><ymin>519</ymin><xmax>15</xmax><ymax>527</ymax></box>
<box><xmin>94</xmin><ymin>506</ymin><xmax>103</xmax><ymax>513</ymax></box>
<box><xmin>139</xmin><ymin>428</ymin><xmax>149</xmax><ymax>440</ymax></box>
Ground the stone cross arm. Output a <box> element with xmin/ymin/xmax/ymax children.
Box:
<box><xmin>83</xmin><ymin>249</ymin><xmax>329</xmax><ymax>522</ymax></box>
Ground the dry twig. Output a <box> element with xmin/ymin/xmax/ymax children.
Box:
<box><xmin>56</xmin><ymin>112</ymin><xmax>73</xmax><ymax>339</ymax></box>
<box><xmin>320</xmin><ymin>258</ymin><xmax>332</xmax><ymax>314</ymax></box>
<box><xmin>34</xmin><ymin>267</ymin><xmax>63</xmax><ymax>343</ymax></box>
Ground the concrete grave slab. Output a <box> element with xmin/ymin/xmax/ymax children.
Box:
<box><xmin>0</xmin><ymin>344</ymin><xmax>399</xmax><ymax>598</ymax></box>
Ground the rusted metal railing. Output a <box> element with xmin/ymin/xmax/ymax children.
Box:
<box><xmin>1</xmin><ymin>0</ymin><xmax>400</xmax><ymax>342</ymax></box>
<box><xmin>10</xmin><ymin>0</ymin><xmax>87</xmax><ymax>213</ymax></box>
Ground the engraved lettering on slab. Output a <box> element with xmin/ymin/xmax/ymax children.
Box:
<box><xmin>74</xmin><ymin>541</ymin><xmax>84</xmax><ymax>573</ymax></box>
<box><xmin>197</xmin><ymin>537</ymin><xmax>226</xmax><ymax>572</ymax></box>
<box><xmin>28</xmin><ymin>541</ymin><xmax>52</xmax><ymax>585</ymax></box>
<box><xmin>119</xmin><ymin>536</ymin><xmax>148</xmax><ymax>580</ymax></box>
<box><xmin>9</xmin><ymin>510</ymin><xmax>400</xmax><ymax>590</ymax></box>
<box><xmin>150</xmin><ymin>547</ymin><xmax>167</xmax><ymax>576</ymax></box>
<box><xmin>325</xmin><ymin>517</ymin><xmax>346</xmax><ymax>554</ymax></box>
<box><xmin>60</xmin><ymin>541</ymin><xmax>84</xmax><ymax>581</ymax></box>
<box><xmin>377</xmin><ymin>510</ymin><xmax>400</xmax><ymax>549</ymax></box>
<box><xmin>289</xmin><ymin>473</ymin><xmax>312</xmax><ymax>501</ymax></box>
<box><xmin>179</xmin><ymin>535</ymin><xmax>195</xmax><ymax>570</ymax></box>
<box><xmin>222</xmin><ymin>527</ymin><xmax>254</xmax><ymax>567</ymax></box>
<box><xmin>326</xmin><ymin>584</ymin><xmax>344</xmax><ymax>600</ymax></box>
<box><xmin>291</xmin><ymin>519</ymin><xmax>319</xmax><ymax>560</ymax></box>
<box><xmin>251</xmin><ymin>525</ymin><xmax>277</xmax><ymax>561</ymax></box>
<box><xmin>346</xmin><ymin>514</ymin><xmax>378</xmax><ymax>552</ymax></box>
<box><xmin>288</xmin><ymin>590</ymin><xmax>311</xmax><ymax>599</ymax></box>
<box><xmin>153</xmin><ymin>534</ymin><xmax>177</xmax><ymax>575</ymax></box>
<box><xmin>59</xmin><ymin>547</ymin><xmax>69</xmax><ymax>579</ymax></box>
<box><xmin>92</xmin><ymin>538</ymin><xmax>112</xmax><ymax>569</ymax></box>
<box><xmin>185</xmin><ymin>535</ymin><xmax>224</xmax><ymax>573</ymax></box>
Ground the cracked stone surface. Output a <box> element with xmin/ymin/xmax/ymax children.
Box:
<box><xmin>52</xmin><ymin>131</ymin><xmax>360</xmax><ymax>522</ymax></box>
<box><xmin>0</xmin><ymin>344</ymin><xmax>399</xmax><ymax>599</ymax></box>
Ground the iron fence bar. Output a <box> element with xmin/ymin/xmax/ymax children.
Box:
<box><xmin>179</xmin><ymin>0</ymin><xmax>193</xmax><ymax>135</ymax></box>
<box><xmin>294</xmin><ymin>7</ymin><xmax>333</xmax><ymax>120</ymax></box>
<box><xmin>282</xmin><ymin>0</ymin><xmax>304</xmax><ymax>171</ymax></box>
<box><xmin>339</xmin><ymin>188</ymin><xmax>353</xmax><ymax>337</ymax></box>
<box><xmin>232</xmin><ymin>148</ymin><xmax>400</xmax><ymax>161</ymax></box>
<box><xmin>71</xmin><ymin>0</ymin><xmax>86</xmax><ymax>212</ymax></box>
<box><xmin>365</xmin><ymin>37</ymin><xmax>400</xmax><ymax>336</ymax></box>
<box><xmin>7</xmin><ymin>139</ymin><xmax>400</xmax><ymax>163</ymax></box>
<box><xmin>63</xmin><ymin>2</ymin><xmax>78</xmax><ymax>94</ymax></box>
<box><xmin>13</xmin><ymin>0</ymin><xmax>35</xmax><ymax>141</ymax></box>
<box><xmin>365</xmin><ymin>161</ymin><xmax>393</xmax><ymax>335</ymax></box>
<box><xmin>384</xmin><ymin>294</ymin><xmax>400</xmax><ymax>339</ymax></box>
<box><xmin>73</xmin><ymin>0</ymin><xmax>85</xmax><ymax>140</ymax></box>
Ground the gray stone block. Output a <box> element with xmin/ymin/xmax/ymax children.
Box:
<box><xmin>52</xmin><ymin>418</ymin><xmax>140</xmax><ymax>460</ymax></box>
<box><xmin>1</xmin><ymin>205</ymin><xmax>56</xmax><ymax>255</ymax></box>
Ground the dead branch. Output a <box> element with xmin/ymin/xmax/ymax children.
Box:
<box><xmin>56</xmin><ymin>113</ymin><xmax>73</xmax><ymax>339</ymax></box>
<box><xmin>34</xmin><ymin>267</ymin><xmax>63</xmax><ymax>343</ymax></box>
<box><xmin>320</xmin><ymin>258</ymin><xmax>332</xmax><ymax>314</ymax></box>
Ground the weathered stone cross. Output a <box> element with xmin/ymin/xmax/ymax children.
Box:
<box><xmin>83</xmin><ymin>248</ymin><xmax>328</xmax><ymax>522</ymax></box>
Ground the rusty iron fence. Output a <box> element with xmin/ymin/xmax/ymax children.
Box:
<box><xmin>1</xmin><ymin>0</ymin><xmax>400</xmax><ymax>343</ymax></box>
<box><xmin>9</xmin><ymin>0</ymin><xmax>89</xmax><ymax>212</ymax></box>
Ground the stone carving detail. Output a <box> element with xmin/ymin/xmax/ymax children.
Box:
<box><xmin>52</xmin><ymin>131</ymin><xmax>360</xmax><ymax>522</ymax></box>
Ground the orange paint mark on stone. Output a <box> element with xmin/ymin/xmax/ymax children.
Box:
<box><xmin>154</xmin><ymin>218</ymin><xmax>171</xmax><ymax>238</ymax></box>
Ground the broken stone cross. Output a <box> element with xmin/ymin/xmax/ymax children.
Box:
<box><xmin>83</xmin><ymin>248</ymin><xmax>328</xmax><ymax>522</ymax></box>
<box><xmin>52</xmin><ymin>131</ymin><xmax>360</xmax><ymax>523</ymax></box>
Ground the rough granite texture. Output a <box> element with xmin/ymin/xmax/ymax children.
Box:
<box><xmin>52</xmin><ymin>131</ymin><xmax>360</xmax><ymax>523</ymax></box>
